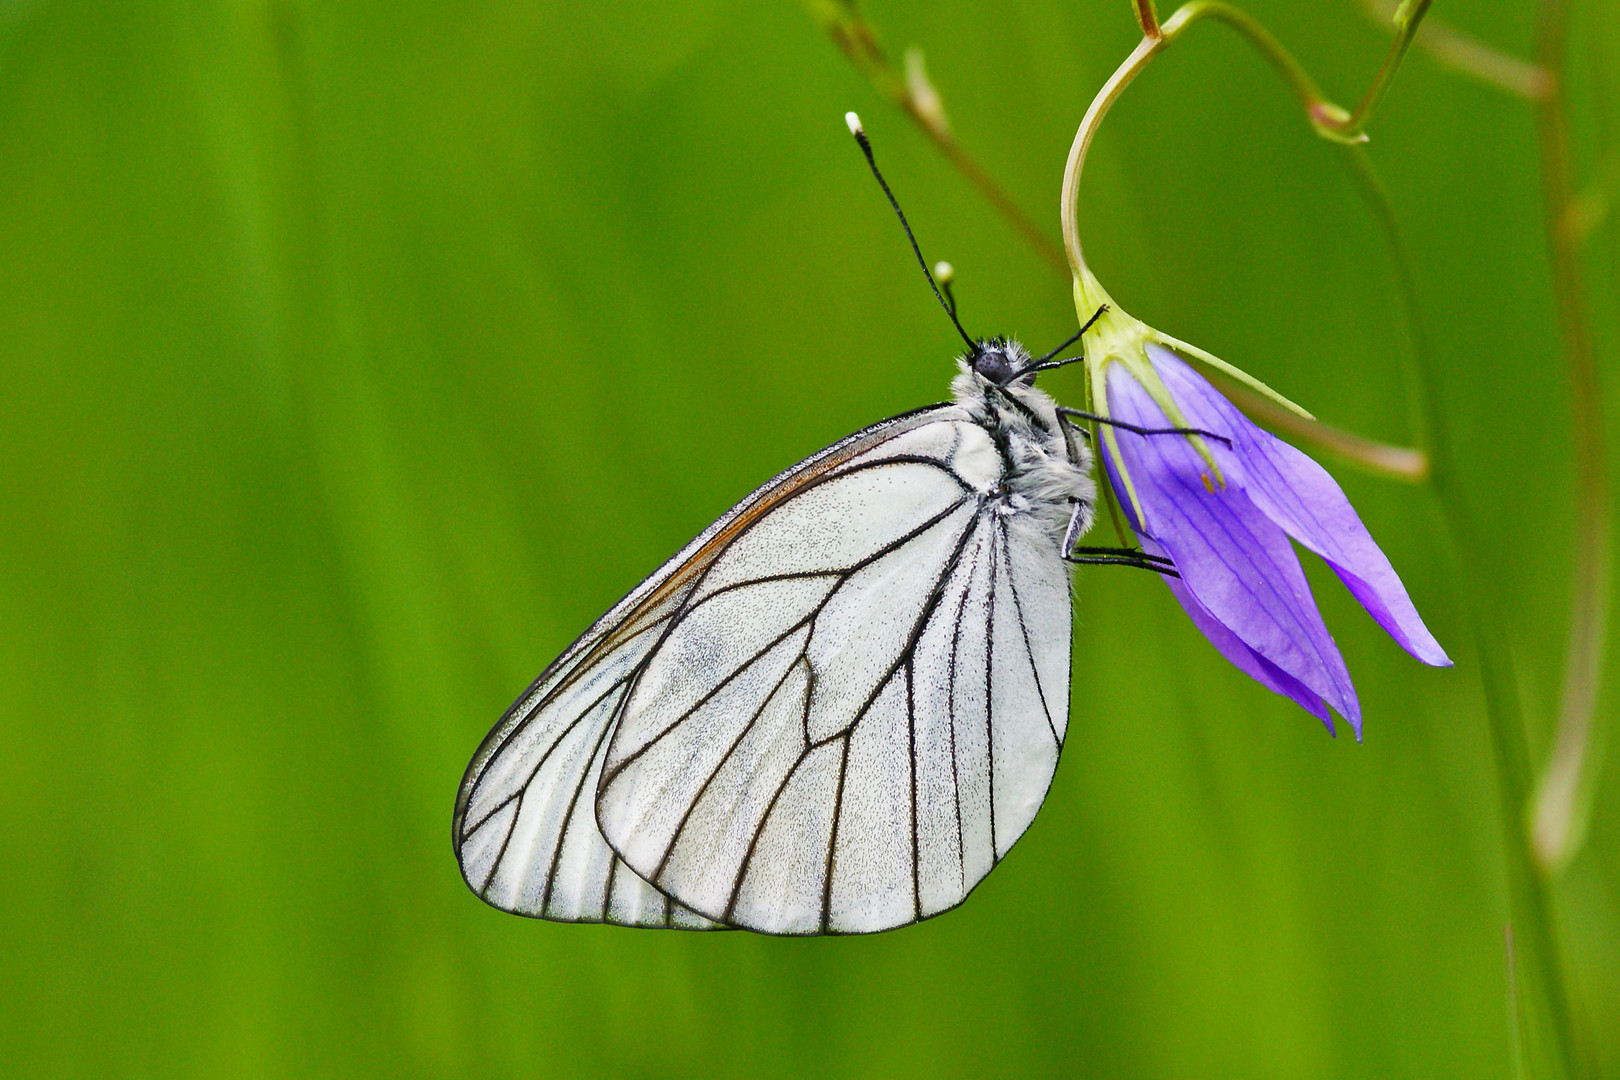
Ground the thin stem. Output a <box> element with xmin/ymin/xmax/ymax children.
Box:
<box><xmin>814</xmin><ymin>0</ymin><xmax>1427</xmax><ymax>479</ymax></box>
<box><xmin>1061</xmin><ymin>34</ymin><xmax>1165</xmax><ymax>277</ymax></box>
<box><xmin>1362</xmin><ymin>0</ymin><xmax>1553</xmax><ymax>102</ymax></box>
<box><xmin>1339</xmin><ymin>52</ymin><xmax>1588</xmax><ymax>1080</ymax></box>
<box><xmin>1340</xmin><ymin>0</ymin><xmax>1434</xmax><ymax>140</ymax></box>
<box><xmin>1204</xmin><ymin>371</ymin><xmax>1428</xmax><ymax>482</ymax></box>
<box><xmin>1530</xmin><ymin>0</ymin><xmax>1612</xmax><ymax>883</ymax></box>
<box><xmin>1338</xmin><ymin>147</ymin><xmax>1435</xmax><ymax>454</ymax></box>
<box><xmin>1133</xmin><ymin>0</ymin><xmax>1162</xmax><ymax>37</ymax></box>
<box><xmin>1354</xmin><ymin>142</ymin><xmax>1581</xmax><ymax>1076</ymax></box>
<box><xmin>1056</xmin><ymin>4</ymin><xmax>1435</xmax><ymax>479</ymax></box>
<box><xmin>1158</xmin><ymin>1</ymin><xmax>1435</xmax><ymax>142</ymax></box>
<box><xmin>1337</xmin><ymin>53</ymin><xmax>1587</xmax><ymax>1080</ymax></box>
<box><xmin>1507</xmin><ymin>924</ymin><xmax>1529</xmax><ymax>1080</ymax></box>
<box><xmin>1159</xmin><ymin>3</ymin><xmax>1334</xmax><ymax>122</ymax></box>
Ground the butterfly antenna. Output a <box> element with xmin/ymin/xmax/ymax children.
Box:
<box><xmin>846</xmin><ymin>112</ymin><xmax>977</xmax><ymax>353</ymax></box>
<box><xmin>934</xmin><ymin>262</ymin><xmax>958</xmax><ymax>320</ymax></box>
<box><xmin>1032</xmin><ymin>305</ymin><xmax>1108</xmax><ymax>365</ymax></box>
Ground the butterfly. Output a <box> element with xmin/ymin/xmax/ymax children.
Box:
<box><xmin>452</xmin><ymin>114</ymin><xmax>1194</xmax><ymax>935</ymax></box>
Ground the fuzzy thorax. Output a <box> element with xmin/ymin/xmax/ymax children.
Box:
<box><xmin>950</xmin><ymin>340</ymin><xmax>1096</xmax><ymax>542</ymax></box>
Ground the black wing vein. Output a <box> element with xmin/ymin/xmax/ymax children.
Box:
<box><xmin>999</xmin><ymin>521</ymin><xmax>1061</xmax><ymax>747</ymax></box>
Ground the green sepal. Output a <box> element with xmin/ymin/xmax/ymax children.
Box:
<box><xmin>1072</xmin><ymin>270</ymin><xmax>1232</xmax><ymax>525</ymax></box>
<box><xmin>1148</xmin><ymin>331</ymin><xmax>1316</xmax><ymax>420</ymax></box>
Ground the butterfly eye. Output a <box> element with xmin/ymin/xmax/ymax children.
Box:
<box><xmin>972</xmin><ymin>348</ymin><xmax>1017</xmax><ymax>385</ymax></box>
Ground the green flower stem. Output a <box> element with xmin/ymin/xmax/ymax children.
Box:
<box><xmin>1155</xmin><ymin>0</ymin><xmax>1433</xmax><ymax>142</ymax></box>
<box><xmin>1529</xmin><ymin>0</ymin><xmax>1613</xmax><ymax>883</ymax></box>
<box><xmin>1204</xmin><ymin>371</ymin><xmax>1428</xmax><ymax>482</ymax></box>
<box><xmin>1370</xmin><ymin>0</ymin><xmax>1616</xmax><ymax>894</ymax></box>
<box><xmin>1060</xmin><ymin>7</ymin><xmax>1584</xmax><ymax>1077</ymax></box>
<box><xmin>1362</xmin><ymin>0</ymin><xmax>1554</xmax><ymax>102</ymax></box>
<box><xmin>1367</xmin><ymin>0</ymin><xmax>1610</xmax><ymax>887</ymax></box>
<box><xmin>1158</xmin><ymin>3</ymin><xmax>1343</xmax><ymax>133</ymax></box>
<box><xmin>1367</xmin><ymin>133</ymin><xmax>1581</xmax><ymax>1071</ymax></box>
<box><xmin>1339</xmin><ymin>0</ymin><xmax>1434</xmax><ymax>141</ymax></box>
<box><xmin>1060</xmin><ymin>33</ymin><xmax>1164</xmax><ymax>276</ymax></box>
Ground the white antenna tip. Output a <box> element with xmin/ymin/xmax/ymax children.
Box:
<box><xmin>933</xmin><ymin>261</ymin><xmax>954</xmax><ymax>283</ymax></box>
<box><xmin>845</xmin><ymin>111</ymin><xmax>864</xmax><ymax>137</ymax></box>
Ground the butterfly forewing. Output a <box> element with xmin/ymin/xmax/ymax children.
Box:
<box><xmin>452</xmin><ymin>404</ymin><xmax>970</xmax><ymax>928</ymax></box>
<box><xmin>596</xmin><ymin>415</ymin><xmax>1074</xmax><ymax>934</ymax></box>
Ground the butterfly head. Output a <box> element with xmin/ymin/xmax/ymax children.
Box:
<box><xmin>967</xmin><ymin>337</ymin><xmax>1033</xmax><ymax>388</ymax></box>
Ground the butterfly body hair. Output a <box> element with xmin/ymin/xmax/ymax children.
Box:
<box><xmin>952</xmin><ymin>339</ymin><xmax>1096</xmax><ymax>550</ymax></box>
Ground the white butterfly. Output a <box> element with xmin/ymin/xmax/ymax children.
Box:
<box><xmin>452</xmin><ymin>115</ymin><xmax>1180</xmax><ymax>935</ymax></box>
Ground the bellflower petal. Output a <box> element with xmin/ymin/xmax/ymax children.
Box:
<box><xmin>1148</xmin><ymin>345</ymin><xmax>1452</xmax><ymax>668</ymax></box>
<box><xmin>1140</xmin><ymin>538</ymin><xmax>1336</xmax><ymax>732</ymax></box>
<box><xmin>1106</xmin><ymin>366</ymin><xmax>1362</xmax><ymax>732</ymax></box>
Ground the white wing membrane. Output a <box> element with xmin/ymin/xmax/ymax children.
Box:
<box><xmin>597</xmin><ymin>418</ymin><xmax>1075</xmax><ymax>934</ymax></box>
<box><xmin>455</xmin><ymin>596</ymin><xmax>719</xmax><ymax>927</ymax></box>
<box><xmin>452</xmin><ymin>405</ymin><xmax>977</xmax><ymax>928</ymax></box>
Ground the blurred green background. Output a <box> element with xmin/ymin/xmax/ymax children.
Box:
<box><xmin>2</xmin><ymin>0</ymin><xmax>1616</xmax><ymax>1076</ymax></box>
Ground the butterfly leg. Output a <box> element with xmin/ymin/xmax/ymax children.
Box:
<box><xmin>1061</xmin><ymin>497</ymin><xmax>1093</xmax><ymax>557</ymax></box>
<box><xmin>1061</xmin><ymin>500</ymin><xmax>1179</xmax><ymax>577</ymax></box>
<box><xmin>1065</xmin><ymin>547</ymin><xmax>1181</xmax><ymax>576</ymax></box>
<box><xmin>1054</xmin><ymin>406</ymin><xmax>1231</xmax><ymax>447</ymax></box>
<box><xmin>1054</xmin><ymin>411</ymin><xmax>1092</xmax><ymax>472</ymax></box>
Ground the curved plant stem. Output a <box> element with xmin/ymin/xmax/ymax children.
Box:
<box><xmin>1369</xmin><ymin>0</ymin><xmax>1610</xmax><ymax>909</ymax></box>
<box><xmin>1340</xmin><ymin>0</ymin><xmax>1434</xmax><ymax>140</ymax></box>
<box><xmin>1058</xmin><ymin>6</ymin><xmax>1585</xmax><ymax>1077</ymax></box>
<box><xmin>1362</xmin><ymin>0</ymin><xmax>1554</xmax><ymax>101</ymax></box>
<box><xmin>1529</xmin><ymin>0</ymin><xmax>1612</xmax><ymax>886</ymax></box>
<box><xmin>1060</xmin><ymin>34</ymin><xmax>1164</xmax><ymax>276</ymax></box>
<box><xmin>1357</xmin><ymin>139</ymin><xmax>1583</xmax><ymax>1079</ymax></box>
<box><xmin>1159</xmin><ymin>3</ymin><xmax>1340</xmax><ymax>129</ymax></box>
<box><xmin>1154</xmin><ymin>0</ymin><xmax>1430</xmax><ymax>142</ymax></box>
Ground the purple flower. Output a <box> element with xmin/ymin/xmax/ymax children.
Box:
<box><xmin>1099</xmin><ymin>344</ymin><xmax>1451</xmax><ymax>737</ymax></box>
